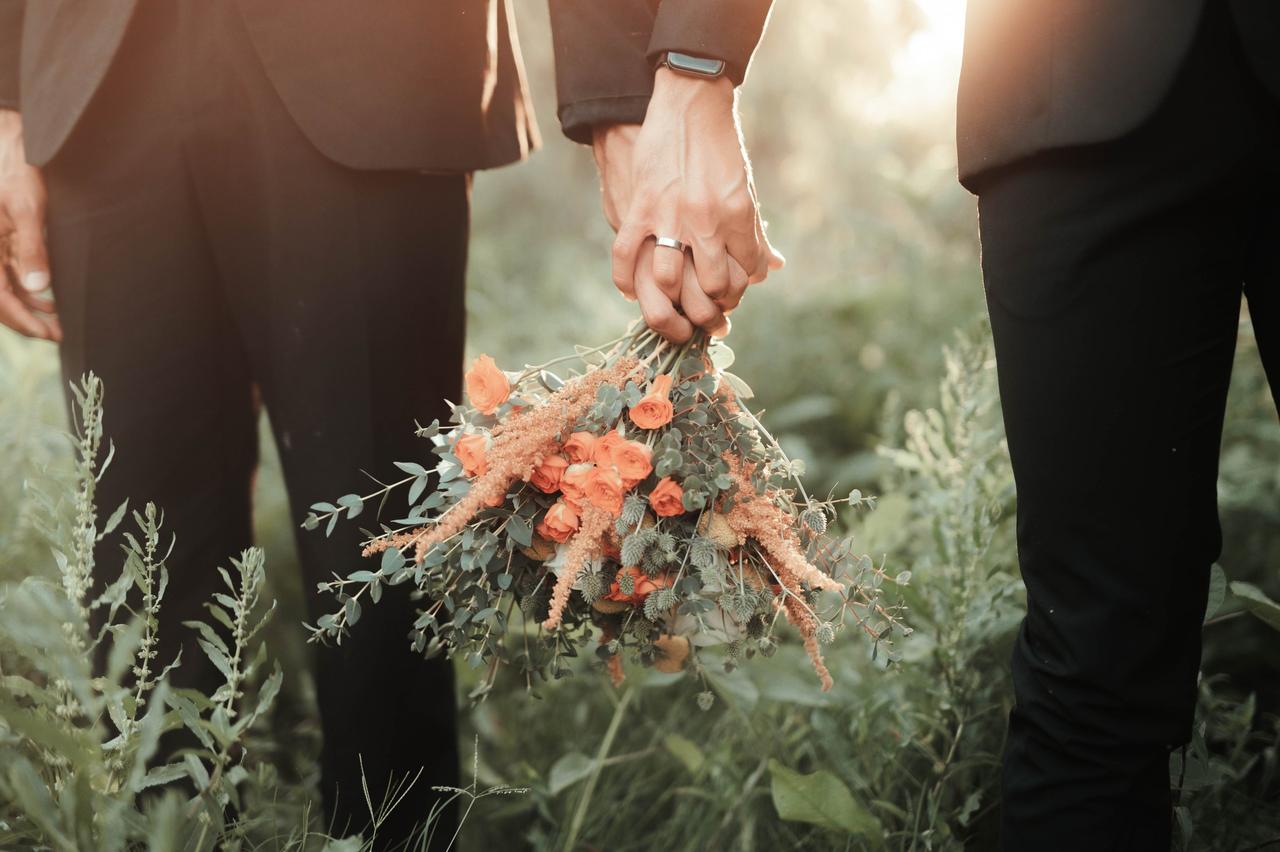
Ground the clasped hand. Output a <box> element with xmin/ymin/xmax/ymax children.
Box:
<box><xmin>593</xmin><ymin>68</ymin><xmax>783</xmax><ymax>342</ymax></box>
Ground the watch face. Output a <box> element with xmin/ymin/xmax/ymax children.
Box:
<box><xmin>666</xmin><ymin>52</ymin><xmax>727</xmax><ymax>78</ymax></box>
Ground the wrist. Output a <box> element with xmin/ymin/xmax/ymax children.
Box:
<box><xmin>651</xmin><ymin>67</ymin><xmax>734</xmax><ymax>111</ymax></box>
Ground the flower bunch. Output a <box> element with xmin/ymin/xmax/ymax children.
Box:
<box><xmin>305</xmin><ymin>323</ymin><xmax>907</xmax><ymax>701</ymax></box>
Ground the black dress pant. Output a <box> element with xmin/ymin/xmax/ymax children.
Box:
<box><xmin>977</xmin><ymin>6</ymin><xmax>1279</xmax><ymax>850</ymax></box>
<box><xmin>44</xmin><ymin>1</ymin><xmax>463</xmax><ymax>845</ymax></box>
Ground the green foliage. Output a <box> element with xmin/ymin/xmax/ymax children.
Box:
<box><xmin>457</xmin><ymin>326</ymin><xmax>1280</xmax><ymax>851</ymax></box>
<box><xmin>0</xmin><ymin>375</ymin><xmax>353</xmax><ymax>851</ymax></box>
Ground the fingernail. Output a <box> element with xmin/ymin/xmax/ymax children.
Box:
<box><xmin>22</xmin><ymin>271</ymin><xmax>50</xmax><ymax>293</ymax></box>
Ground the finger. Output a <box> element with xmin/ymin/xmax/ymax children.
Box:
<box><xmin>715</xmin><ymin>258</ymin><xmax>752</xmax><ymax>313</ymax></box>
<box><xmin>651</xmin><ymin>240</ymin><xmax>685</xmax><ymax>302</ymax></box>
<box><xmin>725</xmin><ymin>222</ymin><xmax>764</xmax><ymax>285</ymax></box>
<box><xmin>611</xmin><ymin>220</ymin><xmax>647</xmax><ymax>301</ymax></box>
<box><xmin>680</xmin><ymin>258</ymin><xmax>727</xmax><ymax>336</ymax></box>
<box><xmin>11</xmin><ymin>210</ymin><xmax>51</xmax><ymax>294</ymax></box>
<box><xmin>690</xmin><ymin>237</ymin><xmax>732</xmax><ymax>302</ymax></box>
<box><xmin>0</xmin><ymin>284</ymin><xmax>54</xmax><ymax>339</ymax></box>
<box><xmin>758</xmin><ymin>218</ymin><xmax>785</xmax><ymax>279</ymax></box>
<box><xmin>16</xmin><ymin>287</ymin><xmax>56</xmax><ymax>314</ymax></box>
<box><xmin>635</xmin><ymin>243</ymin><xmax>692</xmax><ymax>343</ymax></box>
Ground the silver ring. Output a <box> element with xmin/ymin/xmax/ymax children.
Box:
<box><xmin>655</xmin><ymin>236</ymin><xmax>686</xmax><ymax>252</ymax></box>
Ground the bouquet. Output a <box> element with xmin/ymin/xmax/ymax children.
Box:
<box><xmin>304</xmin><ymin>323</ymin><xmax>906</xmax><ymax>702</ymax></box>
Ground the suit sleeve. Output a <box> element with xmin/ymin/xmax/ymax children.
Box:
<box><xmin>647</xmin><ymin>0</ymin><xmax>773</xmax><ymax>86</ymax></box>
<box><xmin>549</xmin><ymin>0</ymin><xmax>772</xmax><ymax>145</ymax></box>
<box><xmin>549</xmin><ymin>0</ymin><xmax>659</xmax><ymax>145</ymax></box>
<box><xmin>0</xmin><ymin>1</ymin><xmax>21</xmax><ymax>110</ymax></box>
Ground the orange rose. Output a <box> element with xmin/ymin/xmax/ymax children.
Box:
<box><xmin>585</xmin><ymin>464</ymin><xmax>625</xmax><ymax>516</ymax></box>
<box><xmin>605</xmin><ymin>566</ymin><xmax>671</xmax><ymax>604</ymax></box>
<box><xmin>563</xmin><ymin>431</ymin><xmax>598</xmax><ymax>465</ymax></box>
<box><xmin>464</xmin><ymin>354</ymin><xmax>511</xmax><ymax>415</ymax></box>
<box><xmin>648</xmin><ymin>477</ymin><xmax>685</xmax><ymax>517</ymax></box>
<box><xmin>560</xmin><ymin>462</ymin><xmax>593</xmax><ymax>507</ymax></box>
<box><xmin>592</xmin><ymin>429</ymin><xmax>626</xmax><ymax>466</ymax></box>
<box><xmin>535</xmin><ymin>500</ymin><xmax>579</xmax><ymax>544</ymax></box>
<box><xmin>530</xmin><ymin>454</ymin><xmax>569</xmax><ymax>494</ymax></box>
<box><xmin>612</xmin><ymin>439</ymin><xmax>653</xmax><ymax>487</ymax></box>
<box><xmin>628</xmin><ymin>373</ymin><xmax>675</xmax><ymax>429</ymax></box>
<box><xmin>454</xmin><ymin>433</ymin><xmax>488</xmax><ymax>477</ymax></box>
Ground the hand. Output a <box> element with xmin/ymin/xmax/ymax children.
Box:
<box><xmin>595</xmin><ymin>124</ymin><xmax>732</xmax><ymax>340</ymax></box>
<box><xmin>608</xmin><ymin>68</ymin><xmax>784</xmax><ymax>341</ymax></box>
<box><xmin>0</xmin><ymin>110</ymin><xmax>59</xmax><ymax>342</ymax></box>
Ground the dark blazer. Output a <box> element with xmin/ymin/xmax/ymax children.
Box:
<box><xmin>0</xmin><ymin>0</ymin><xmax>773</xmax><ymax>171</ymax></box>
<box><xmin>0</xmin><ymin>0</ymin><xmax>538</xmax><ymax>169</ymax></box>
<box><xmin>560</xmin><ymin>0</ymin><xmax>1280</xmax><ymax>188</ymax></box>
<box><xmin>955</xmin><ymin>0</ymin><xmax>1280</xmax><ymax>189</ymax></box>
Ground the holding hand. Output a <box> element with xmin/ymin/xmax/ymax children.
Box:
<box><xmin>594</xmin><ymin>67</ymin><xmax>783</xmax><ymax>342</ymax></box>
<box><xmin>0</xmin><ymin>110</ymin><xmax>59</xmax><ymax>342</ymax></box>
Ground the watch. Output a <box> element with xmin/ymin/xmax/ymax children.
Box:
<box><xmin>656</xmin><ymin>51</ymin><xmax>727</xmax><ymax>80</ymax></box>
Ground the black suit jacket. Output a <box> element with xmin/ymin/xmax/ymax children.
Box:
<box><xmin>956</xmin><ymin>0</ymin><xmax>1280</xmax><ymax>189</ymax></box>
<box><xmin>553</xmin><ymin>0</ymin><xmax>1279</xmax><ymax>188</ymax></box>
<box><xmin>0</xmin><ymin>0</ymin><xmax>773</xmax><ymax>170</ymax></box>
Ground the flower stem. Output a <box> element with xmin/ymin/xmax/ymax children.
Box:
<box><xmin>559</xmin><ymin>685</ymin><xmax>634</xmax><ymax>852</ymax></box>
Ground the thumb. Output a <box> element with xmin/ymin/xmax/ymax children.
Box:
<box><xmin>11</xmin><ymin>214</ymin><xmax>50</xmax><ymax>294</ymax></box>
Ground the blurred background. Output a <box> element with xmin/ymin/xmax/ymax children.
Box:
<box><xmin>2</xmin><ymin>1</ymin><xmax>1277</xmax><ymax>849</ymax></box>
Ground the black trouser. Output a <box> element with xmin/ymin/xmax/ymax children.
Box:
<box><xmin>44</xmin><ymin>1</ymin><xmax>462</xmax><ymax>845</ymax></box>
<box><xmin>977</xmin><ymin>6</ymin><xmax>1279</xmax><ymax>850</ymax></box>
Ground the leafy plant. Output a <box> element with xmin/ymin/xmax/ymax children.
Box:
<box><xmin>0</xmin><ymin>376</ymin><xmax>322</xmax><ymax>850</ymax></box>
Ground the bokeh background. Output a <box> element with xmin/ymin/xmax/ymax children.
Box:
<box><xmin>2</xmin><ymin>1</ymin><xmax>1278</xmax><ymax>849</ymax></box>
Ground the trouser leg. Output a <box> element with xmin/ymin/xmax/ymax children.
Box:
<box><xmin>42</xmin><ymin>0</ymin><xmax>257</xmax><ymax>698</ymax></box>
<box><xmin>975</xmin><ymin>6</ymin><xmax>1280</xmax><ymax>848</ymax></box>
<box><xmin>179</xmin><ymin>5</ymin><xmax>466</xmax><ymax>846</ymax></box>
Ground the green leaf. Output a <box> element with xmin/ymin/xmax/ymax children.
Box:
<box><xmin>768</xmin><ymin>759</ymin><xmax>881</xmax><ymax>837</ymax></box>
<box><xmin>508</xmin><ymin>516</ymin><xmax>534</xmax><ymax>548</ymax></box>
<box><xmin>337</xmin><ymin>493</ymin><xmax>364</xmax><ymax>519</ymax></box>
<box><xmin>381</xmin><ymin>547</ymin><xmax>406</xmax><ymax>576</ymax></box>
<box><xmin>663</xmin><ymin>734</ymin><xmax>704</xmax><ymax>774</ymax></box>
<box><xmin>709</xmin><ymin>341</ymin><xmax>736</xmax><ymax>371</ymax></box>
<box><xmin>548</xmin><ymin>751</ymin><xmax>595</xmax><ymax>796</ymax></box>
<box><xmin>138</xmin><ymin>762</ymin><xmax>189</xmax><ymax>791</ymax></box>
<box><xmin>1230</xmin><ymin>581</ymin><xmax>1280</xmax><ymax>632</ymax></box>
<box><xmin>721</xmin><ymin>371</ymin><xmax>755</xmax><ymax>400</ymax></box>
<box><xmin>101</xmin><ymin>498</ymin><xmax>130</xmax><ymax>537</ymax></box>
<box><xmin>395</xmin><ymin>461</ymin><xmax>430</xmax><ymax>477</ymax></box>
<box><xmin>1203</xmin><ymin>564</ymin><xmax>1226</xmax><ymax>623</ymax></box>
<box><xmin>540</xmin><ymin>370</ymin><xmax>565</xmax><ymax>391</ymax></box>
<box><xmin>408</xmin><ymin>475</ymin><xmax>428</xmax><ymax>505</ymax></box>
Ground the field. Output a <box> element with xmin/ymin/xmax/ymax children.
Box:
<box><xmin>2</xmin><ymin>2</ymin><xmax>1278</xmax><ymax>849</ymax></box>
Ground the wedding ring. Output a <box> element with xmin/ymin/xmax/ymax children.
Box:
<box><xmin>655</xmin><ymin>236</ymin><xmax>686</xmax><ymax>252</ymax></box>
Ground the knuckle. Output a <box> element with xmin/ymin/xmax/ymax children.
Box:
<box><xmin>688</xmin><ymin>303</ymin><xmax>719</xmax><ymax>325</ymax></box>
<box><xmin>702</xmin><ymin>276</ymin><xmax>730</xmax><ymax>297</ymax></box>
<box><xmin>726</xmin><ymin>193</ymin><xmax>754</xmax><ymax>219</ymax></box>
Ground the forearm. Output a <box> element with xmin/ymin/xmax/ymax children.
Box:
<box><xmin>0</xmin><ymin>0</ymin><xmax>23</xmax><ymax>110</ymax></box>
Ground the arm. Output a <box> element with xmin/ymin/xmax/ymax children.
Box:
<box><xmin>550</xmin><ymin>0</ymin><xmax>780</xmax><ymax>341</ymax></box>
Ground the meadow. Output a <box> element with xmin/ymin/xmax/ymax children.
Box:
<box><xmin>2</xmin><ymin>2</ymin><xmax>1278</xmax><ymax>849</ymax></box>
